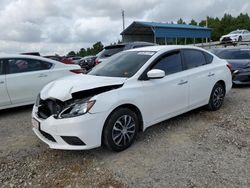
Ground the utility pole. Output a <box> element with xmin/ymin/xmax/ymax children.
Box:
<box><xmin>122</xmin><ymin>10</ymin><xmax>125</xmax><ymax>31</ymax></box>
<box><xmin>206</xmin><ymin>16</ymin><xmax>208</xmax><ymax>43</ymax></box>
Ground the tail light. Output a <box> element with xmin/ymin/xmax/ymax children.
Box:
<box><xmin>226</xmin><ymin>63</ymin><xmax>232</xmax><ymax>72</ymax></box>
<box><xmin>95</xmin><ymin>58</ymin><xmax>100</xmax><ymax>65</ymax></box>
<box><xmin>70</xmin><ymin>69</ymin><xmax>84</xmax><ymax>74</ymax></box>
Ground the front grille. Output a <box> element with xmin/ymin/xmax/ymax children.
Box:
<box><xmin>39</xmin><ymin>127</ymin><xmax>56</xmax><ymax>142</ymax></box>
<box><xmin>37</xmin><ymin>99</ymin><xmax>63</xmax><ymax>119</ymax></box>
<box><xmin>221</xmin><ymin>37</ymin><xmax>232</xmax><ymax>42</ymax></box>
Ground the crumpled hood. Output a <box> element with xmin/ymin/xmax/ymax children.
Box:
<box><xmin>40</xmin><ymin>74</ymin><xmax>127</xmax><ymax>101</ymax></box>
<box><xmin>227</xmin><ymin>60</ymin><xmax>250</xmax><ymax>70</ymax></box>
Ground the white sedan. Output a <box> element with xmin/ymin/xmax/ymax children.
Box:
<box><xmin>0</xmin><ymin>55</ymin><xmax>82</xmax><ymax>110</ymax></box>
<box><xmin>220</xmin><ymin>30</ymin><xmax>250</xmax><ymax>43</ymax></box>
<box><xmin>32</xmin><ymin>46</ymin><xmax>232</xmax><ymax>152</ymax></box>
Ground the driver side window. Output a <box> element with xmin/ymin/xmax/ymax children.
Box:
<box><xmin>151</xmin><ymin>51</ymin><xmax>183</xmax><ymax>75</ymax></box>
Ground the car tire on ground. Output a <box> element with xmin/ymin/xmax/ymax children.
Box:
<box><xmin>207</xmin><ymin>83</ymin><xmax>225</xmax><ymax>111</ymax></box>
<box><xmin>103</xmin><ymin>108</ymin><xmax>139</xmax><ymax>152</ymax></box>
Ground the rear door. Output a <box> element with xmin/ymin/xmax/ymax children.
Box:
<box><xmin>6</xmin><ymin>58</ymin><xmax>54</xmax><ymax>104</ymax></box>
<box><xmin>181</xmin><ymin>49</ymin><xmax>216</xmax><ymax>109</ymax></box>
<box><xmin>0</xmin><ymin>59</ymin><xmax>11</xmax><ymax>107</ymax></box>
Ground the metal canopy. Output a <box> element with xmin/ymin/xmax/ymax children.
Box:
<box><xmin>121</xmin><ymin>21</ymin><xmax>211</xmax><ymax>39</ymax></box>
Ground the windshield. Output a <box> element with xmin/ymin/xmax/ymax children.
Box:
<box><xmin>88</xmin><ymin>51</ymin><xmax>155</xmax><ymax>78</ymax></box>
<box><xmin>229</xmin><ymin>30</ymin><xmax>242</xmax><ymax>34</ymax></box>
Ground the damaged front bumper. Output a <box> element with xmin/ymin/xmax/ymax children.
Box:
<box><xmin>32</xmin><ymin>105</ymin><xmax>105</xmax><ymax>150</ymax></box>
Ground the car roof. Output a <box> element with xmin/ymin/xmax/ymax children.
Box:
<box><xmin>0</xmin><ymin>54</ymin><xmax>62</xmax><ymax>64</ymax></box>
<box><xmin>104</xmin><ymin>41</ymin><xmax>155</xmax><ymax>49</ymax></box>
<box><xmin>127</xmin><ymin>45</ymin><xmax>206</xmax><ymax>52</ymax></box>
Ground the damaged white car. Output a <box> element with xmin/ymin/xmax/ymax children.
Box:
<box><xmin>32</xmin><ymin>46</ymin><xmax>232</xmax><ymax>152</ymax></box>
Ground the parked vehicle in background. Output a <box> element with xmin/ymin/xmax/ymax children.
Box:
<box><xmin>0</xmin><ymin>55</ymin><xmax>82</xmax><ymax>110</ymax></box>
<box><xmin>32</xmin><ymin>46</ymin><xmax>232</xmax><ymax>152</ymax></box>
<box><xmin>211</xmin><ymin>47</ymin><xmax>250</xmax><ymax>85</ymax></box>
<box><xmin>44</xmin><ymin>55</ymin><xmax>75</xmax><ymax>65</ymax></box>
<box><xmin>220</xmin><ymin>30</ymin><xmax>250</xmax><ymax>44</ymax></box>
<box><xmin>95</xmin><ymin>41</ymin><xmax>155</xmax><ymax>64</ymax></box>
<box><xmin>78</xmin><ymin>56</ymin><xmax>97</xmax><ymax>70</ymax></box>
<box><xmin>67</xmin><ymin>56</ymin><xmax>83</xmax><ymax>64</ymax></box>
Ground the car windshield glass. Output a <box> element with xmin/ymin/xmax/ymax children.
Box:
<box><xmin>98</xmin><ymin>46</ymin><xmax>125</xmax><ymax>58</ymax></box>
<box><xmin>229</xmin><ymin>31</ymin><xmax>241</xmax><ymax>34</ymax></box>
<box><xmin>88</xmin><ymin>51</ymin><xmax>155</xmax><ymax>78</ymax></box>
<box><xmin>216</xmin><ymin>49</ymin><xmax>250</xmax><ymax>59</ymax></box>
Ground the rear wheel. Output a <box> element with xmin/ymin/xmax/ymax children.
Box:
<box><xmin>207</xmin><ymin>83</ymin><xmax>225</xmax><ymax>111</ymax></box>
<box><xmin>103</xmin><ymin>108</ymin><xmax>139</xmax><ymax>152</ymax></box>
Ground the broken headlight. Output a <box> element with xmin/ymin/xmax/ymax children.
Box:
<box><xmin>59</xmin><ymin>100</ymin><xmax>95</xmax><ymax>118</ymax></box>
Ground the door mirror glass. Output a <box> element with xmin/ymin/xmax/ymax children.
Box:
<box><xmin>147</xmin><ymin>69</ymin><xmax>165</xmax><ymax>79</ymax></box>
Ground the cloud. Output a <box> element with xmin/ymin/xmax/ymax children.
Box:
<box><xmin>0</xmin><ymin>0</ymin><xmax>249</xmax><ymax>55</ymax></box>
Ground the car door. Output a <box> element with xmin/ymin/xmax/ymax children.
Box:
<box><xmin>5</xmin><ymin>58</ymin><xmax>53</xmax><ymax>104</ymax></box>
<box><xmin>141</xmin><ymin>50</ymin><xmax>189</xmax><ymax>126</ymax></box>
<box><xmin>0</xmin><ymin>59</ymin><xmax>11</xmax><ymax>107</ymax></box>
<box><xmin>181</xmin><ymin>49</ymin><xmax>216</xmax><ymax>109</ymax></box>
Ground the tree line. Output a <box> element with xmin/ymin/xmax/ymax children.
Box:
<box><xmin>67</xmin><ymin>13</ymin><xmax>250</xmax><ymax>57</ymax></box>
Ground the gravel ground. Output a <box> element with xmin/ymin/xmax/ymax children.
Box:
<box><xmin>0</xmin><ymin>87</ymin><xmax>250</xmax><ymax>188</ymax></box>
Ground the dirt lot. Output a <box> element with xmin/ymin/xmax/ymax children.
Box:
<box><xmin>0</xmin><ymin>87</ymin><xmax>250</xmax><ymax>188</ymax></box>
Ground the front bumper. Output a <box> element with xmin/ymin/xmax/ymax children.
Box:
<box><xmin>232</xmin><ymin>71</ymin><xmax>250</xmax><ymax>85</ymax></box>
<box><xmin>220</xmin><ymin>37</ymin><xmax>238</xmax><ymax>44</ymax></box>
<box><xmin>32</xmin><ymin>106</ymin><xmax>105</xmax><ymax>150</ymax></box>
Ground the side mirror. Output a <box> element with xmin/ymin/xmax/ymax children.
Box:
<box><xmin>147</xmin><ymin>69</ymin><xmax>165</xmax><ymax>79</ymax></box>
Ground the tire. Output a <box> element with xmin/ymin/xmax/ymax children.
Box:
<box><xmin>238</xmin><ymin>36</ymin><xmax>242</xmax><ymax>42</ymax></box>
<box><xmin>207</xmin><ymin>83</ymin><xmax>225</xmax><ymax>111</ymax></box>
<box><xmin>103</xmin><ymin>108</ymin><xmax>139</xmax><ymax>152</ymax></box>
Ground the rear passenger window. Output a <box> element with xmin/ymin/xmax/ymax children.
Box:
<box><xmin>152</xmin><ymin>51</ymin><xmax>183</xmax><ymax>75</ymax></box>
<box><xmin>0</xmin><ymin>60</ymin><xmax>4</xmax><ymax>75</ymax></box>
<box><xmin>7</xmin><ymin>59</ymin><xmax>52</xmax><ymax>74</ymax></box>
<box><xmin>203</xmin><ymin>52</ymin><xmax>213</xmax><ymax>64</ymax></box>
<box><xmin>182</xmin><ymin>50</ymin><xmax>207</xmax><ymax>69</ymax></box>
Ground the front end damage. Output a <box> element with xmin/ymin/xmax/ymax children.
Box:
<box><xmin>32</xmin><ymin>83</ymin><xmax>123</xmax><ymax>150</ymax></box>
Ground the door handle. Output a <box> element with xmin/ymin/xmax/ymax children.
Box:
<box><xmin>0</xmin><ymin>81</ymin><xmax>4</xmax><ymax>84</ymax></box>
<box><xmin>208</xmin><ymin>73</ymin><xmax>215</xmax><ymax>77</ymax></box>
<box><xmin>38</xmin><ymin>74</ymin><xmax>48</xmax><ymax>77</ymax></box>
<box><xmin>178</xmin><ymin>80</ymin><xmax>188</xmax><ymax>85</ymax></box>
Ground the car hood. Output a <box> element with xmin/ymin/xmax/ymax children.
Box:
<box><xmin>227</xmin><ymin>59</ymin><xmax>250</xmax><ymax>70</ymax></box>
<box><xmin>40</xmin><ymin>74</ymin><xmax>127</xmax><ymax>101</ymax></box>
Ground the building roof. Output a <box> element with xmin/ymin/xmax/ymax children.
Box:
<box><xmin>121</xmin><ymin>21</ymin><xmax>211</xmax><ymax>38</ymax></box>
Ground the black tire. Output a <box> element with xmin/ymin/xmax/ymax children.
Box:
<box><xmin>238</xmin><ymin>36</ymin><xmax>242</xmax><ymax>42</ymax></box>
<box><xmin>103</xmin><ymin>108</ymin><xmax>139</xmax><ymax>152</ymax></box>
<box><xmin>207</xmin><ymin>83</ymin><xmax>225</xmax><ymax>111</ymax></box>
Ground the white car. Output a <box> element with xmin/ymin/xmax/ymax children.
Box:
<box><xmin>32</xmin><ymin>46</ymin><xmax>232</xmax><ymax>152</ymax></box>
<box><xmin>0</xmin><ymin>55</ymin><xmax>82</xmax><ymax>110</ymax></box>
<box><xmin>220</xmin><ymin>30</ymin><xmax>250</xmax><ymax>43</ymax></box>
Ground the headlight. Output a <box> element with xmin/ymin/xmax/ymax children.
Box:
<box><xmin>59</xmin><ymin>100</ymin><xmax>95</xmax><ymax>118</ymax></box>
<box><xmin>241</xmin><ymin>67</ymin><xmax>250</xmax><ymax>72</ymax></box>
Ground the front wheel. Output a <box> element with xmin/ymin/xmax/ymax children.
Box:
<box><xmin>207</xmin><ymin>83</ymin><xmax>225</xmax><ymax>111</ymax></box>
<box><xmin>103</xmin><ymin>108</ymin><xmax>139</xmax><ymax>152</ymax></box>
<box><xmin>238</xmin><ymin>36</ymin><xmax>242</xmax><ymax>42</ymax></box>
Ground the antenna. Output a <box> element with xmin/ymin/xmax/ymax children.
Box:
<box><xmin>122</xmin><ymin>10</ymin><xmax>125</xmax><ymax>31</ymax></box>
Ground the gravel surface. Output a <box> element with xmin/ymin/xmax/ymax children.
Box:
<box><xmin>0</xmin><ymin>87</ymin><xmax>250</xmax><ymax>188</ymax></box>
